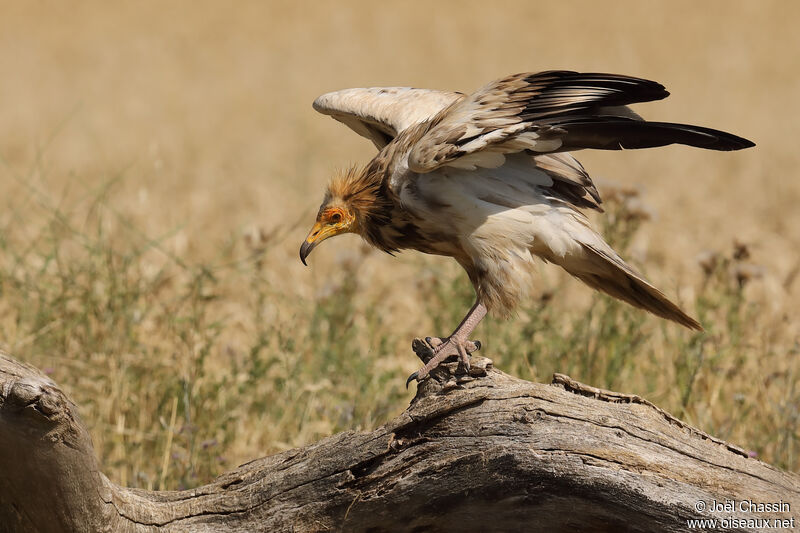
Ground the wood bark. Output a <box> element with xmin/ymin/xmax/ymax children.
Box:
<box><xmin>0</xmin><ymin>344</ymin><xmax>797</xmax><ymax>533</ymax></box>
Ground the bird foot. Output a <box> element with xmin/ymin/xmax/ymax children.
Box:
<box><xmin>406</xmin><ymin>336</ymin><xmax>481</xmax><ymax>388</ymax></box>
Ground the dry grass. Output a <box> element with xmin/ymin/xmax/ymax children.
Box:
<box><xmin>0</xmin><ymin>1</ymin><xmax>798</xmax><ymax>489</ymax></box>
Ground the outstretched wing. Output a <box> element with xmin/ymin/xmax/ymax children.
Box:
<box><xmin>313</xmin><ymin>87</ymin><xmax>463</xmax><ymax>149</ymax></box>
<box><xmin>407</xmin><ymin>71</ymin><xmax>754</xmax><ymax>173</ymax></box>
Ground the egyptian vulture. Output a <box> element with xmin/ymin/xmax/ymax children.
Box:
<box><xmin>299</xmin><ymin>71</ymin><xmax>754</xmax><ymax>386</ymax></box>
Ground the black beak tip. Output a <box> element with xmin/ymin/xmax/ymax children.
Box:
<box><xmin>299</xmin><ymin>241</ymin><xmax>313</xmax><ymax>266</ymax></box>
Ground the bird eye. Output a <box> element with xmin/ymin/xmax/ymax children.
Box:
<box><xmin>330</xmin><ymin>212</ymin><xmax>342</xmax><ymax>224</ymax></box>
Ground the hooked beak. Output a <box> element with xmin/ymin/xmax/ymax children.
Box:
<box><xmin>299</xmin><ymin>239</ymin><xmax>316</xmax><ymax>266</ymax></box>
<box><xmin>300</xmin><ymin>221</ymin><xmax>336</xmax><ymax>266</ymax></box>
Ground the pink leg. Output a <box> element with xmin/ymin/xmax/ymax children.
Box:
<box><xmin>407</xmin><ymin>300</ymin><xmax>487</xmax><ymax>387</ymax></box>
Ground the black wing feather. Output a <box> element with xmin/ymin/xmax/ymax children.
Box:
<box><xmin>518</xmin><ymin>71</ymin><xmax>669</xmax><ymax>120</ymax></box>
<box><xmin>554</xmin><ymin>116</ymin><xmax>756</xmax><ymax>151</ymax></box>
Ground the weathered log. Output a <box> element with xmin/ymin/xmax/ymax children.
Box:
<box><xmin>0</xmin><ymin>344</ymin><xmax>797</xmax><ymax>533</ymax></box>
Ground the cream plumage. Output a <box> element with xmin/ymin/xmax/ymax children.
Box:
<box><xmin>300</xmin><ymin>71</ymin><xmax>754</xmax><ymax>385</ymax></box>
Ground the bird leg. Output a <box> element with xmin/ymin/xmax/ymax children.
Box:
<box><xmin>407</xmin><ymin>300</ymin><xmax>487</xmax><ymax>387</ymax></box>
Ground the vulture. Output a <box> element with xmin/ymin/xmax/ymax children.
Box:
<box><xmin>299</xmin><ymin>71</ymin><xmax>754</xmax><ymax>386</ymax></box>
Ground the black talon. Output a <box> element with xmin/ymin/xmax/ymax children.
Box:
<box><xmin>425</xmin><ymin>337</ymin><xmax>433</xmax><ymax>346</ymax></box>
<box><xmin>406</xmin><ymin>371</ymin><xmax>419</xmax><ymax>389</ymax></box>
<box><xmin>474</xmin><ymin>340</ymin><xmax>481</xmax><ymax>351</ymax></box>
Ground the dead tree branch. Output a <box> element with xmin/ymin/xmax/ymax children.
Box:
<box><xmin>1</xmin><ymin>346</ymin><xmax>797</xmax><ymax>532</ymax></box>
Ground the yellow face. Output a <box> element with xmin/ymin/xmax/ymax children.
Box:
<box><xmin>299</xmin><ymin>205</ymin><xmax>356</xmax><ymax>265</ymax></box>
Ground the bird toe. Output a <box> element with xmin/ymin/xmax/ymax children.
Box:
<box><xmin>457</xmin><ymin>344</ymin><xmax>472</xmax><ymax>372</ymax></box>
<box><xmin>425</xmin><ymin>336</ymin><xmax>445</xmax><ymax>348</ymax></box>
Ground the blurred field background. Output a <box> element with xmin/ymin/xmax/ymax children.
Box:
<box><xmin>0</xmin><ymin>0</ymin><xmax>798</xmax><ymax>490</ymax></box>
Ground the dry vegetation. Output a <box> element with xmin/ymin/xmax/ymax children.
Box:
<box><xmin>0</xmin><ymin>1</ymin><xmax>798</xmax><ymax>490</ymax></box>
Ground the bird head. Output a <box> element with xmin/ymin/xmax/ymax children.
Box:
<box><xmin>301</xmin><ymin>166</ymin><xmax>381</xmax><ymax>266</ymax></box>
<box><xmin>299</xmin><ymin>197</ymin><xmax>358</xmax><ymax>266</ymax></box>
